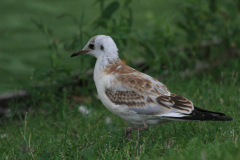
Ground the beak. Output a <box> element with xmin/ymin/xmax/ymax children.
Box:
<box><xmin>71</xmin><ymin>50</ymin><xmax>89</xmax><ymax>57</ymax></box>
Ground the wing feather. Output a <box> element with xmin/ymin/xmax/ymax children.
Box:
<box><xmin>105</xmin><ymin>77</ymin><xmax>194</xmax><ymax>115</ymax></box>
<box><xmin>105</xmin><ymin>64</ymin><xmax>194</xmax><ymax>115</ymax></box>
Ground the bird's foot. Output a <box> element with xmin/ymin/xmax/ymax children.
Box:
<box><xmin>125</xmin><ymin>121</ymin><xmax>148</xmax><ymax>140</ymax></box>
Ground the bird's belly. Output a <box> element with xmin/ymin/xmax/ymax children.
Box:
<box><xmin>119</xmin><ymin>112</ymin><xmax>169</xmax><ymax>127</ymax></box>
<box><xmin>100</xmin><ymin>96</ymin><xmax>168</xmax><ymax>126</ymax></box>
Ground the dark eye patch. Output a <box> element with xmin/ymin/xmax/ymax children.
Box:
<box><xmin>100</xmin><ymin>45</ymin><xmax>104</xmax><ymax>51</ymax></box>
<box><xmin>89</xmin><ymin>44</ymin><xmax>95</xmax><ymax>49</ymax></box>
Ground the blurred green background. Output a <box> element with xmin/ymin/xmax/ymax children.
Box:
<box><xmin>1</xmin><ymin>0</ymin><xmax>240</xmax><ymax>94</ymax></box>
<box><xmin>0</xmin><ymin>0</ymin><xmax>179</xmax><ymax>93</ymax></box>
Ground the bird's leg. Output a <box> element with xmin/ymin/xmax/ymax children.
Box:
<box><xmin>125</xmin><ymin>129</ymin><xmax>131</xmax><ymax>140</ymax></box>
<box><xmin>125</xmin><ymin>127</ymin><xmax>137</xmax><ymax>140</ymax></box>
<box><xmin>136</xmin><ymin>121</ymin><xmax>148</xmax><ymax>153</ymax></box>
<box><xmin>125</xmin><ymin>121</ymin><xmax>148</xmax><ymax>140</ymax></box>
<box><xmin>137</xmin><ymin>121</ymin><xmax>148</xmax><ymax>140</ymax></box>
<box><xmin>137</xmin><ymin>130</ymin><xmax>141</xmax><ymax>141</ymax></box>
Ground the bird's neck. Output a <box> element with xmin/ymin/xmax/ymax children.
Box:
<box><xmin>95</xmin><ymin>54</ymin><xmax>120</xmax><ymax>70</ymax></box>
<box><xmin>94</xmin><ymin>54</ymin><xmax>121</xmax><ymax>80</ymax></box>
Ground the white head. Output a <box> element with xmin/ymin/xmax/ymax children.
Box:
<box><xmin>71</xmin><ymin>35</ymin><xmax>119</xmax><ymax>59</ymax></box>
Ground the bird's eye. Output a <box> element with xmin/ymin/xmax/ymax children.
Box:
<box><xmin>89</xmin><ymin>44</ymin><xmax>95</xmax><ymax>49</ymax></box>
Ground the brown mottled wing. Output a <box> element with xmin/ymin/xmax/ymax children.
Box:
<box><xmin>106</xmin><ymin>88</ymin><xmax>194</xmax><ymax>115</ymax></box>
<box><xmin>114</xmin><ymin>73</ymin><xmax>170</xmax><ymax>96</ymax></box>
<box><xmin>105</xmin><ymin>89</ymin><xmax>145</xmax><ymax>107</ymax></box>
<box><xmin>156</xmin><ymin>94</ymin><xmax>193</xmax><ymax>113</ymax></box>
<box><xmin>105</xmin><ymin>63</ymin><xmax>170</xmax><ymax>96</ymax></box>
<box><xmin>105</xmin><ymin>89</ymin><xmax>171</xmax><ymax>115</ymax></box>
<box><xmin>106</xmin><ymin>71</ymin><xmax>194</xmax><ymax>115</ymax></box>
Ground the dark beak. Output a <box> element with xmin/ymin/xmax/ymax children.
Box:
<box><xmin>71</xmin><ymin>50</ymin><xmax>89</xmax><ymax>57</ymax></box>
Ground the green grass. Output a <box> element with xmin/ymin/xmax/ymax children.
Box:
<box><xmin>0</xmin><ymin>72</ymin><xmax>239</xmax><ymax>159</ymax></box>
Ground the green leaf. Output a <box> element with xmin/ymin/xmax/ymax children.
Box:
<box><xmin>101</xmin><ymin>1</ymin><xmax>120</xmax><ymax>20</ymax></box>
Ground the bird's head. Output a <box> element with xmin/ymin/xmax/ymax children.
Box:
<box><xmin>71</xmin><ymin>35</ymin><xmax>118</xmax><ymax>59</ymax></box>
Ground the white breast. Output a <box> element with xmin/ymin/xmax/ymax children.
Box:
<box><xmin>93</xmin><ymin>59</ymin><xmax>121</xmax><ymax>113</ymax></box>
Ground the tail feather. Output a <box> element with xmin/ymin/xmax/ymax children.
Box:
<box><xmin>163</xmin><ymin>106</ymin><xmax>233</xmax><ymax>121</ymax></box>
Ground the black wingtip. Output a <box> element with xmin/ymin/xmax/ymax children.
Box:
<box><xmin>221</xmin><ymin>116</ymin><xmax>233</xmax><ymax>121</ymax></box>
<box><xmin>194</xmin><ymin>107</ymin><xmax>233</xmax><ymax>121</ymax></box>
<box><xmin>164</xmin><ymin>106</ymin><xmax>233</xmax><ymax>121</ymax></box>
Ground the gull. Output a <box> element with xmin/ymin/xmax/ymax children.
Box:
<box><xmin>71</xmin><ymin>35</ymin><xmax>233</xmax><ymax>140</ymax></box>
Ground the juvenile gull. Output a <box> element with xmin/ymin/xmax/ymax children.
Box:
<box><xmin>71</xmin><ymin>35</ymin><xmax>233</xmax><ymax>139</ymax></box>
